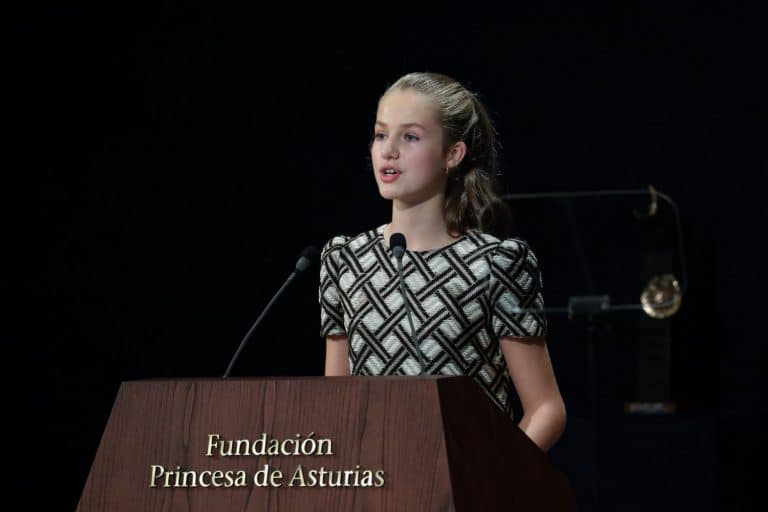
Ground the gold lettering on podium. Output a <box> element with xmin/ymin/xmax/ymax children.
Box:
<box><xmin>150</xmin><ymin>432</ymin><xmax>384</xmax><ymax>488</ymax></box>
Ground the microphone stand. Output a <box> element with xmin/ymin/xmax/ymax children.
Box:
<box><xmin>396</xmin><ymin>255</ymin><xmax>426</xmax><ymax>375</ymax></box>
<box><xmin>390</xmin><ymin>233</ymin><xmax>426</xmax><ymax>375</ymax></box>
<box><xmin>222</xmin><ymin>246</ymin><xmax>318</xmax><ymax>379</ymax></box>
<box><xmin>223</xmin><ymin>273</ymin><xmax>298</xmax><ymax>379</ymax></box>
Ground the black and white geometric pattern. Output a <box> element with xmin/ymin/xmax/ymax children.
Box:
<box><xmin>319</xmin><ymin>223</ymin><xmax>547</xmax><ymax>418</ymax></box>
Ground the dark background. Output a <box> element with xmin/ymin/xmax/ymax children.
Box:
<box><xmin>12</xmin><ymin>2</ymin><xmax>766</xmax><ymax>510</ymax></box>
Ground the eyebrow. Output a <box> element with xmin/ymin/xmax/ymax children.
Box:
<box><xmin>375</xmin><ymin>120</ymin><xmax>426</xmax><ymax>130</ymax></box>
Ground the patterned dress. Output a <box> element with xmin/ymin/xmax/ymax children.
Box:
<box><xmin>319</xmin><ymin>223</ymin><xmax>548</xmax><ymax>418</ymax></box>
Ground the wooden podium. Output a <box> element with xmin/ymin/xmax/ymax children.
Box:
<box><xmin>77</xmin><ymin>376</ymin><xmax>576</xmax><ymax>511</ymax></box>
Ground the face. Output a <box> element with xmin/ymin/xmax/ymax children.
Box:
<box><xmin>371</xmin><ymin>89</ymin><xmax>456</xmax><ymax>205</ymax></box>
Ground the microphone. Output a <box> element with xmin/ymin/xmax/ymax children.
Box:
<box><xmin>390</xmin><ymin>233</ymin><xmax>406</xmax><ymax>260</ymax></box>
<box><xmin>222</xmin><ymin>245</ymin><xmax>320</xmax><ymax>378</ymax></box>
<box><xmin>389</xmin><ymin>233</ymin><xmax>426</xmax><ymax>375</ymax></box>
<box><xmin>295</xmin><ymin>245</ymin><xmax>319</xmax><ymax>273</ymax></box>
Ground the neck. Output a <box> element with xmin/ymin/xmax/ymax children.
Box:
<box><xmin>384</xmin><ymin>194</ymin><xmax>460</xmax><ymax>252</ymax></box>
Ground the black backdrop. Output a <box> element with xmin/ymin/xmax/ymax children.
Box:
<box><xmin>12</xmin><ymin>2</ymin><xmax>766</xmax><ymax>510</ymax></box>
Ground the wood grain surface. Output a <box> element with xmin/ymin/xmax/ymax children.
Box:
<box><xmin>76</xmin><ymin>376</ymin><xmax>574</xmax><ymax>511</ymax></box>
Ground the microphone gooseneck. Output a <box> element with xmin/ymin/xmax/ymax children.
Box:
<box><xmin>389</xmin><ymin>233</ymin><xmax>426</xmax><ymax>375</ymax></box>
<box><xmin>223</xmin><ymin>245</ymin><xmax>320</xmax><ymax>378</ymax></box>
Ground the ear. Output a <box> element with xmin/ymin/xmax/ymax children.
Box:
<box><xmin>444</xmin><ymin>141</ymin><xmax>467</xmax><ymax>169</ymax></box>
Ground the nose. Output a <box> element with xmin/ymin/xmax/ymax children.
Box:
<box><xmin>381</xmin><ymin>138</ymin><xmax>399</xmax><ymax>159</ymax></box>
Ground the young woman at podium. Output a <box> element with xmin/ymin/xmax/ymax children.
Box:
<box><xmin>319</xmin><ymin>72</ymin><xmax>566</xmax><ymax>453</ymax></box>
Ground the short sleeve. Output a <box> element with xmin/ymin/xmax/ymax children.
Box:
<box><xmin>319</xmin><ymin>235</ymin><xmax>348</xmax><ymax>338</ymax></box>
<box><xmin>489</xmin><ymin>238</ymin><xmax>548</xmax><ymax>338</ymax></box>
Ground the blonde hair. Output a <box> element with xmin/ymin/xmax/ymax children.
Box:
<box><xmin>379</xmin><ymin>71</ymin><xmax>512</xmax><ymax>237</ymax></box>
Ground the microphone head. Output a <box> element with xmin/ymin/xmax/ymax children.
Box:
<box><xmin>295</xmin><ymin>245</ymin><xmax>320</xmax><ymax>273</ymax></box>
<box><xmin>389</xmin><ymin>232</ymin><xmax>406</xmax><ymax>260</ymax></box>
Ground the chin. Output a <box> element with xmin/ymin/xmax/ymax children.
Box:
<box><xmin>377</xmin><ymin>186</ymin><xmax>398</xmax><ymax>200</ymax></box>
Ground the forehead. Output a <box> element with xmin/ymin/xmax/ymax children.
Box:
<box><xmin>376</xmin><ymin>89</ymin><xmax>440</xmax><ymax>127</ymax></box>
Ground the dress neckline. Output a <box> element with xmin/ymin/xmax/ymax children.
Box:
<box><xmin>376</xmin><ymin>224</ymin><xmax>472</xmax><ymax>255</ymax></box>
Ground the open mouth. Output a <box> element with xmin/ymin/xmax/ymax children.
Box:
<box><xmin>380</xmin><ymin>168</ymin><xmax>402</xmax><ymax>182</ymax></box>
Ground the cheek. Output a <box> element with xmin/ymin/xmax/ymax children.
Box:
<box><xmin>408</xmin><ymin>158</ymin><xmax>446</xmax><ymax>187</ymax></box>
<box><xmin>411</xmin><ymin>147</ymin><xmax>444</xmax><ymax>173</ymax></box>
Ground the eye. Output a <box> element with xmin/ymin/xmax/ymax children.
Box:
<box><xmin>405</xmin><ymin>134</ymin><xmax>419</xmax><ymax>142</ymax></box>
<box><xmin>373</xmin><ymin>132</ymin><xmax>386</xmax><ymax>141</ymax></box>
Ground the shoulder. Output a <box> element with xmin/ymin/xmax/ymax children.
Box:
<box><xmin>468</xmin><ymin>231</ymin><xmax>536</xmax><ymax>259</ymax></box>
<box><xmin>485</xmin><ymin>236</ymin><xmax>545</xmax><ymax>296</ymax></box>
<box><xmin>320</xmin><ymin>234</ymin><xmax>350</xmax><ymax>257</ymax></box>
<box><xmin>320</xmin><ymin>225</ymin><xmax>383</xmax><ymax>260</ymax></box>
<box><xmin>495</xmin><ymin>237</ymin><xmax>539</xmax><ymax>262</ymax></box>
<box><xmin>470</xmin><ymin>232</ymin><xmax>541</xmax><ymax>270</ymax></box>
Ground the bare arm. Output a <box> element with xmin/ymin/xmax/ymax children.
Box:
<box><xmin>500</xmin><ymin>335</ymin><xmax>566</xmax><ymax>452</ymax></box>
<box><xmin>325</xmin><ymin>334</ymin><xmax>351</xmax><ymax>376</ymax></box>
